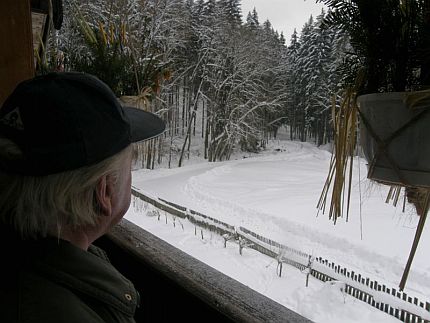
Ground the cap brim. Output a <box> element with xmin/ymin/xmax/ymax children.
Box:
<box><xmin>124</xmin><ymin>107</ymin><xmax>166</xmax><ymax>143</ymax></box>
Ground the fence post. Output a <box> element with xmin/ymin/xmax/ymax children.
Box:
<box><xmin>371</xmin><ymin>282</ymin><xmax>377</xmax><ymax>307</ymax></box>
<box><xmin>277</xmin><ymin>261</ymin><xmax>283</xmax><ymax>277</ymax></box>
<box><xmin>377</xmin><ymin>283</ymin><xmax>383</xmax><ymax>309</ymax></box>
<box><xmin>382</xmin><ymin>285</ymin><xmax>389</xmax><ymax>313</ymax></box>
<box><xmin>394</xmin><ymin>307</ymin><xmax>399</xmax><ymax>319</ymax></box>
<box><xmin>400</xmin><ymin>309</ymin><xmax>405</xmax><ymax>321</ymax></box>
<box><xmin>405</xmin><ymin>313</ymin><xmax>411</xmax><ymax>323</ymax></box>
<box><xmin>305</xmin><ymin>255</ymin><xmax>313</xmax><ymax>287</ymax></box>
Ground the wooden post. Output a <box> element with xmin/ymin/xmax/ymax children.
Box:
<box><xmin>277</xmin><ymin>261</ymin><xmax>283</xmax><ymax>277</ymax></box>
<box><xmin>404</xmin><ymin>313</ymin><xmax>410</xmax><ymax>323</ymax></box>
<box><xmin>400</xmin><ymin>310</ymin><xmax>405</xmax><ymax>322</ymax></box>
<box><xmin>394</xmin><ymin>308</ymin><xmax>399</xmax><ymax>320</ymax></box>
<box><xmin>399</xmin><ymin>211</ymin><xmax>428</xmax><ymax>290</ymax></box>
<box><xmin>0</xmin><ymin>0</ymin><xmax>35</xmax><ymax>106</ymax></box>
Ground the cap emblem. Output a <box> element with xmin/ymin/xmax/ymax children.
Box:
<box><xmin>0</xmin><ymin>107</ymin><xmax>24</xmax><ymax>130</ymax></box>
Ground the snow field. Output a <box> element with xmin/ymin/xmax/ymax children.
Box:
<box><xmin>127</xmin><ymin>139</ymin><xmax>430</xmax><ymax>322</ymax></box>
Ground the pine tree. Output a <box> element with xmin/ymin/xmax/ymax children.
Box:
<box><xmin>245</xmin><ymin>7</ymin><xmax>259</xmax><ymax>30</ymax></box>
<box><xmin>218</xmin><ymin>0</ymin><xmax>242</xmax><ymax>26</ymax></box>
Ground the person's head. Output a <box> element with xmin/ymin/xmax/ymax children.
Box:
<box><xmin>0</xmin><ymin>72</ymin><xmax>165</xmax><ymax>241</ymax></box>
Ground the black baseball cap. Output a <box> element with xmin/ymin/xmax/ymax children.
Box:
<box><xmin>0</xmin><ymin>72</ymin><xmax>165</xmax><ymax>175</ymax></box>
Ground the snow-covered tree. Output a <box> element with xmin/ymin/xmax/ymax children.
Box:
<box><xmin>53</xmin><ymin>1</ymin><xmax>353</xmax><ymax>168</ymax></box>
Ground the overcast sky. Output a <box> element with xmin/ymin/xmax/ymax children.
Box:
<box><xmin>240</xmin><ymin>0</ymin><xmax>327</xmax><ymax>43</ymax></box>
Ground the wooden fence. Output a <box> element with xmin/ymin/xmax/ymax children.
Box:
<box><xmin>131</xmin><ymin>188</ymin><xmax>430</xmax><ymax>323</ymax></box>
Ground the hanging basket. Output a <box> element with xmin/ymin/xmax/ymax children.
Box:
<box><xmin>357</xmin><ymin>90</ymin><xmax>430</xmax><ymax>188</ymax></box>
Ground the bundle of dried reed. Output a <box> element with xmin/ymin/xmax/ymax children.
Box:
<box><xmin>317</xmin><ymin>89</ymin><xmax>358</xmax><ymax>224</ymax></box>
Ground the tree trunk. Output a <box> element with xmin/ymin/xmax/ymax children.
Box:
<box><xmin>178</xmin><ymin>79</ymin><xmax>204</xmax><ymax>167</ymax></box>
<box><xmin>204</xmin><ymin>114</ymin><xmax>210</xmax><ymax>160</ymax></box>
<box><xmin>201</xmin><ymin>99</ymin><xmax>205</xmax><ymax>138</ymax></box>
<box><xmin>182</xmin><ymin>79</ymin><xmax>186</xmax><ymax>136</ymax></box>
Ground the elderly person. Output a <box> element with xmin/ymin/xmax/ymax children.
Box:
<box><xmin>0</xmin><ymin>72</ymin><xmax>165</xmax><ymax>322</ymax></box>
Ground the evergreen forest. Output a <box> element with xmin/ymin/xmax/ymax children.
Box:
<box><xmin>42</xmin><ymin>0</ymin><xmax>353</xmax><ymax>168</ymax></box>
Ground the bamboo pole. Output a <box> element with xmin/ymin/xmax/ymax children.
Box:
<box><xmin>399</xmin><ymin>191</ymin><xmax>430</xmax><ymax>290</ymax></box>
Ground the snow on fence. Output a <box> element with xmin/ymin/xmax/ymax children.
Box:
<box><xmin>132</xmin><ymin>187</ymin><xmax>186</xmax><ymax>219</ymax></box>
<box><xmin>131</xmin><ymin>188</ymin><xmax>430</xmax><ymax>323</ymax></box>
<box><xmin>188</xmin><ymin>208</ymin><xmax>236</xmax><ymax>233</ymax></box>
<box><xmin>133</xmin><ymin>188</ymin><xmax>235</xmax><ymax>237</ymax></box>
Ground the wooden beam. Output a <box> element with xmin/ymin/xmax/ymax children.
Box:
<box><xmin>0</xmin><ymin>0</ymin><xmax>35</xmax><ymax>106</ymax></box>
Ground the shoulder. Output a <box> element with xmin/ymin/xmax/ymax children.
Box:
<box><xmin>20</xmin><ymin>268</ymin><xmax>134</xmax><ymax>323</ymax></box>
<box><xmin>1</xmin><ymin>238</ymin><xmax>136</xmax><ymax>323</ymax></box>
<box><xmin>0</xmin><ymin>269</ymin><xmax>106</xmax><ymax>323</ymax></box>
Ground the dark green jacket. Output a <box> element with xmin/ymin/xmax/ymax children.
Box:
<box><xmin>0</xmin><ymin>236</ymin><xmax>139</xmax><ymax>322</ymax></box>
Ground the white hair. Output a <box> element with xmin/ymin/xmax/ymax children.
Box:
<box><xmin>0</xmin><ymin>136</ymin><xmax>132</xmax><ymax>239</ymax></box>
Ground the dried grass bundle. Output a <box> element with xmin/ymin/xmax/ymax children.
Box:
<box><xmin>317</xmin><ymin>89</ymin><xmax>358</xmax><ymax>224</ymax></box>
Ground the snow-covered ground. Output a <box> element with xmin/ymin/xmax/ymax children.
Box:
<box><xmin>125</xmin><ymin>138</ymin><xmax>430</xmax><ymax>323</ymax></box>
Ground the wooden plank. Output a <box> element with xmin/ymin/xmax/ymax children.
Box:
<box><xmin>0</xmin><ymin>0</ymin><xmax>35</xmax><ymax>106</ymax></box>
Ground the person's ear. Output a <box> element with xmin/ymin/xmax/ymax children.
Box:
<box><xmin>95</xmin><ymin>174</ymin><xmax>114</xmax><ymax>217</ymax></box>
